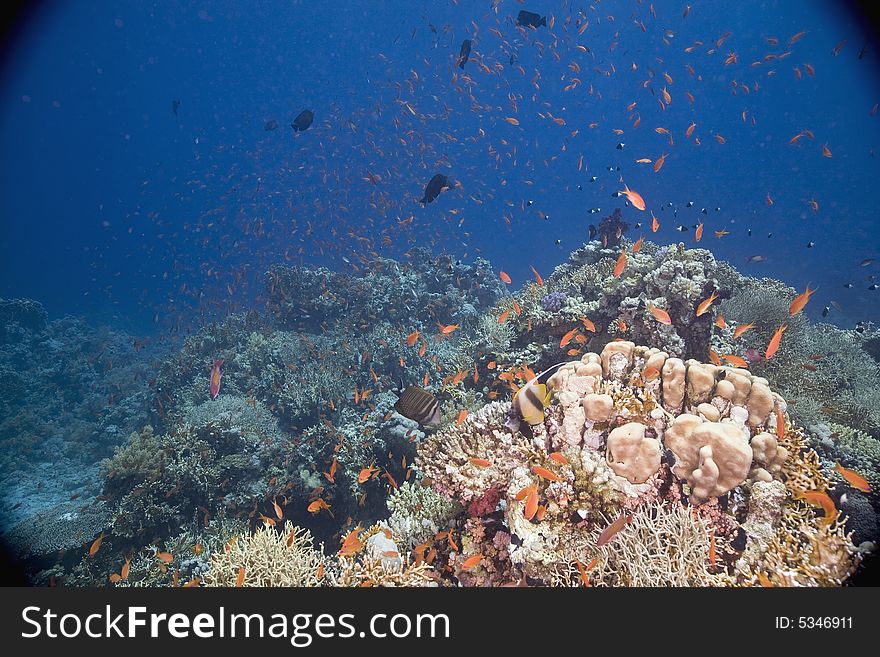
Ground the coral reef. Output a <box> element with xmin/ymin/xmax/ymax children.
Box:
<box><xmin>101</xmin><ymin>417</ymin><xmax>283</xmax><ymax>541</ymax></box>
<box><xmin>6</xmin><ymin>239</ymin><xmax>877</xmax><ymax>587</ymax></box>
<box><xmin>415</xmin><ymin>341</ymin><xmax>860</xmax><ymax>586</ymax></box>
<box><xmin>491</xmin><ymin>241</ymin><xmax>725</xmax><ymax>374</ymax></box>
<box><xmin>0</xmin><ymin>299</ymin><xmax>152</xmax><ymax>535</ymax></box>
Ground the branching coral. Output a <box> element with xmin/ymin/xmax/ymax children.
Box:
<box><xmin>386</xmin><ymin>481</ymin><xmax>458</xmax><ymax>549</ymax></box>
<box><xmin>205</xmin><ymin>522</ymin><xmax>325</xmax><ymax>587</ymax></box>
<box><xmin>589</xmin><ymin>503</ymin><xmax>728</xmax><ymax>587</ymax></box>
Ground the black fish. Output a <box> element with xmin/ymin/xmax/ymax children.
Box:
<box><xmin>457</xmin><ymin>39</ymin><xmax>472</xmax><ymax>69</ymax></box>
<box><xmin>420</xmin><ymin>173</ymin><xmax>450</xmax><ymax>205</ymax></box>
<box><xmin>291</xmin><ymin>109</ymin><xmax>314</xmax><ymax>132</ymax></box>
<box><xmin>395</xmin><ymin>387</ymin><xmax>441</xmax><ymax>426</ymax></box>
<box><xmin>264</xmin><ymin>119</ymin><xmax>278</xmax><ymax>131</ymax></box>
<box><xmin>517</xmin><ymin>10</ymin><xmax>546</xmax><ymax>28</ymax></box>
<box><xmin>171</xmin><ymin>99</ymin><xmax>180</xmax><ymax>115</ymax></box>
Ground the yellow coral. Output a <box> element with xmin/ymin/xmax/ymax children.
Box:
<box><xmin>757</xmin><ymin>505</ymin><xmax>859</xmax><ymax>587</ymax></box>
<box><xmin>778</xmin><ymin>427</ymin><xmax>830</xmax><ymax>496</ymax></box>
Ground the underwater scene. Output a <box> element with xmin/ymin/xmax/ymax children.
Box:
<box><xmin>0</xmin><ymin>0</ymin><xmax>879</xmax><ymax>588</ymax></box>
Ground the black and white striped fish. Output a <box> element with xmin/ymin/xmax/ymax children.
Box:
<box><xmin>394</xmin><ymin>387</ymin><xmax>441</xmax><ymax>426</ymax></box>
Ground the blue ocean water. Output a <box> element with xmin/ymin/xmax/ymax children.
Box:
<box><xmin>1</xmin><ymin>1</ymin><xmax>879</xmax><ymax>587</ymax></box>
<box><xmin>2</xmin><ymin>1</ymin><xmax>879</xmax><ymax>333</ymax></box>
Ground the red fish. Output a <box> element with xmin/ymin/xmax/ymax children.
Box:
<box><xmin>647</xmin><ymin>303</ymin><xmax>672</xmax><ymax>325</ymax></box>
<box><xmin>835</xmin><ymin>463</ymin><xmax>871</xmax><ymax>492</ymax></box>
<box><xmin>532</xmin><ymin>465</ymin><xmax>563</xmax><ymax>482</ymax></box>
<box><xmin>765</xmin><ymin>324</ymin><xmax>786</xmax><ymax>360</ymax></box>
<box><xmin>619</xmin><ymin>184</ymin><xmax>646</xmax><ymax>211</ymax></box>
<box><xmin>613</xmin><ymin>251</ymin><xmax>627</xmax><ymax>278</ymax></box>
<box><xmin>596</xmin><ymin>513</ymin><xmax>632</xmax><ymax>546</ymax></box>
<box><xmin>209</xmin><ymin>360</ymin><xmax>223</xmax><ymax>400</ymax></box>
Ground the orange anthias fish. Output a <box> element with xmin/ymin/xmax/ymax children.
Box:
<box><xmin>436</xmin><ymin>323</ymin><xmax>459</xmax><ymax>335</ymax></box>
<box><xmin>456</xmin><ymin>409</ymin><xmax>468</xmax><ymax>426</ymax></box>
<box><xmin>340</xmin><ymin>527</ymin><xmax>364</xmax><ymax>556</ymax></box>
<box><xmin>575</xmin><ymin>558</ymin><xmax>598</xmax><ymax>586</ymax></box>
<box><xmin>358</xmin><ymin>466</ymin><xmax>379</xmax><ymax>484</ymax></box>
<box><xmin>549</xmin><ymin>453</ymin><xmax>569</xmax><ymax>465</ymax></box>
<box><xmin>651</xmin><ymin>211</ymin><xmax>659</xmax><ymax>232</ymax></box>
<box><xmin>498</xmin><ymin>310</ymin><xmax>511</xmax><ymax>324</ymax></box>
<box><xmin>695</xmin><ymin>222</ymin><xmax>704</xmax><ymax>242</ymax></box>
<box><xmin>461</xmin><ymin>554</ymin><xmax>483</xmax><ymax>570</ymax></box>
<box><xmin>765</xmin><ymin>324</ymin><xmax>787</xmax><ymax>360</ymax></box>
<box><xmin>324</xmin><ymin>458</ymin><xmax>337</xmax><ymax>483</ymax></box>
<box><xmin>596</xmin><ymin>513</ymin><xmax>632</xmax><ymax>546</ymax></box>
<box><xmin>560</xmin><ymin>327</ymin><xmax>579</xmax><ymax>348</ymax></box>
<box><xmin>788</xmin><ymin>285</ymin><xmax>816</xmax><ymax>316</ymax></box>
<box><xmin>406</xmin><ymin>330</ymin><xmax>421</xmax><ymax>346</ymax></box>
<box><xmin>581</xmin><ymin>317</ymin><xmax>596</xmax><ymax>332</ymax></box>
<box><xmin>469</xmin><ymin>457</ymin><xmax>491</xmax><ymax>468</ymax></box>
<box><xmin>641</xmin><ymin>365</ymin><xmax>661</xmax><ymax>381</ymax></box>
<box><xmin>722</xmin><ymin>354</ymin><xmax>749</xmax><ymax>368</ymax></box>
<box><xmin>715</xmin><ymin>313</ymin><xmax>727</xmax><ymax>329</ymax></box>
<box><xmin>88</xmin><ymin>532</ymin><xmax>105</xmax><ymax>557</ymax></box>
<box><xmin>775</xmin><ymin>406</ymin><xmax>786</xmax><ymax>440</ymax></box>
<box><xmin>613</xmin><ymin>250</ymin><xmax>627</xmax><ymax>278</ymax></box>
<box><xmin>696</xmin><ymin>291</ymin><xmax>717</xmax><ymax>317</ymax></box>
<box><xmin>524</xmin><ymin>488</ymin><xmax>539</xmax><ymax>520</ymax></box>
<box><xmin>653</xmin><ymin>153</ymin><xmax>667</xmax><ymax>173</ymax></box>
<box><xmin>708</xmin><ymin>348</ymin><xmax>722</xmax><ymax>366</ymax></box>
<box><xmin>235</xmin><ymin>566</ymin><xmax>246</xmax><ymax>587</ymax></box>
<box><xmin>209</xmin><ymin>360</ymin><xmax>223</xmax><ymax>400</ymax></box>
<box><xmin>647</xmin><ymin>303</ymin><xmax>672</xmax><ymax>325</ymax></box>
<box><xmin>619</xmin><ymin>184</ymin><xmax>646</xmax><ymax>210</ymax></box>
<box><xmin>733</xmin><ymin>323</ymin><xmax>755</xmax><ymax>339</ymax></box>
<box><xmin>797</xmin><ymin>490</ymin><xmax>838</xmax><ymax>526</ymax></box>
<box><xmin>499</xmin><ymin>270</ymin><xmax>512</xmax><ymax>284</ymax></box>
<box><xmin>530</xmin><ymin>266</ymin><xmax>544</xmax><ymax>286</ymax></box>
<box><xmin>307</xmin><ymin>498</ymin><xmax>332</xmax><ymax>514</ymax></box>
<box><xmin>632</xmin><ymin>236</ymin><xmax>644</xmax><ymax>253</ymax></box>
<box><xmin>835</xmin><ymin>463</ymin><xmax>872</xmax><ymax>492</ymax></box>
<box><xmin>532</xmin><ymin>465</ymin><xmax>563</xmax><ymax>482</ymax></box>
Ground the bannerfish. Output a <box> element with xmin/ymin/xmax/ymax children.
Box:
<box><xmin>291</xmin><ymin>109</ymin><xmax>314</xmax><ymax>132</ymax></box>
<box><xmin>517</xmin><ymin>10</ymin><xmax>547</xmax><ymax>28</ymax></box>
<box><xmin>507</xmin><ymin>362</ymin><xmax>568</xmax><ymax>431</ymax></box>
<box><xmin>457</xmin><ymin>39</ymin><xmax>472</xmax><ymax>68</ymax></box>
<box><xmin>420</xmin><ymin>173</ymin><xmax>450</xmax><ymax>206</ymax></box>
<box><xmin>394</xmin><ymin>387</ymin><xmax>441</xmax><ymax>426</ymax></box>
<box><xmin>514</xmin><ymin>381</ymin><xmax>552</xmax><ymax>425</ymax></box>
<box><xmin>264</xmin><ymin>119</ymin><xmax>278</xmax><ymax>131</ymax></box>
